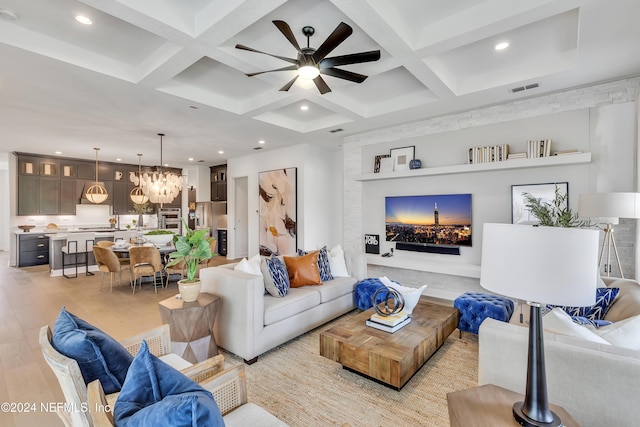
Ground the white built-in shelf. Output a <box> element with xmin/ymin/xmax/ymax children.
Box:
<box><xmin>356</xmin><ymin>152</ymin><xmax>591</xmax><ymax>181</ymax></box>
<box><xmin>366</xmin><ymin>254</ymin><xmax>481</xmax><ymax>279</ymax></box>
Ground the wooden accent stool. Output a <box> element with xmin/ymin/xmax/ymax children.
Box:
<box><xmin>320</xmin><ymin>298</ymin><xmax>458</xmax><ymax>390</ymax></box>
<box><xmin>447</xmin><ymin>384</ymin><xmax>580</xmax><ymax>427</ymax></box>
<box><xmin>159</xmin><ymin>292</ymin><xmax>221</xmax><ymax>364</ymax></box>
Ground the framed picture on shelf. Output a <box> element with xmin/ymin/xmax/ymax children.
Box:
<box><xmin>511</xmin><ymin>182</ymin><xmax>568</xmax><ymax>224</ymax></box>
<box><xmin>390</xmin><ymin>146</ymin><xmax>415</xmax><ymax>171</ymax></box>
<box><xmin>374</xmin><ymin>154</ymin><xmax>390</xmax><ymax>173</ymax></box>
<box><xmin>379</xmin><ymin>157</ymin><xmax>394</xmax><ymax>173</ymax></box>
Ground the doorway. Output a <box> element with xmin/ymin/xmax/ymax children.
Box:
<box><xmin>232</xmin><ymin>176</ymin><xmax>248</xmax><ymax>258</ymax></box>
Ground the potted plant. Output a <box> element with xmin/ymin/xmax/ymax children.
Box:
<box><xmin>522</xmin><ymin>185</ymin><xmax>593</xmax><ymax>228</ymax></box>
<box><xmin>165</xmin><ymin>218</ymin><xmax>214</xmax><ymax>302</ymax></box>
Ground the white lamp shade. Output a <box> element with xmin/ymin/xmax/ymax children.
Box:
<box><xmin>578</xmin><ymin>192</ymin><xmax>640</xmax><ymax>219</ymax></box>
<box><xmin>480</xmin><ymin>223</ymin><xmax>599</xmax><ymax>306</ymax></box>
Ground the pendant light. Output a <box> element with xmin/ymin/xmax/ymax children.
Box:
<box><xmin>85</xmin><ymin>148</ymin><xmax>108</xmax><ymax>204</ymax></box>
<box><xmin>136</xmin><ymin>133</ymin><xmax>182</xmax><ymax>206</ymax></box>
<box><xmin>130</xmin><ymin>153</ymin><xmax>149</xmax><ymax>204</ymax></box>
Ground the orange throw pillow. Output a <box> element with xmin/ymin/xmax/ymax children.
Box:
<box><xmin>284</xmin><ymin>251</ymin><xmax>322</xmax><ymax>288</ymax></box>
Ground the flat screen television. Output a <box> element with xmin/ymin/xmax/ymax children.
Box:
<box><xmin>385</xmin><ymin>194</ymin><xmax>472</xmax><ymax>247</ymax></box>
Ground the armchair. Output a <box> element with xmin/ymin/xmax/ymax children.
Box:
<box><xmin>39</xmin><ymin>324</ymin><xmax>224</xmax><ymax>427</ymax></box>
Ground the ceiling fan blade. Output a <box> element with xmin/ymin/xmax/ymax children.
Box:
<box><xmin>313</xmin><ymin>75</ymin><xmax>332</xmax><ymax>94</ymax></box>
<box><xmin>312</xmin><ymin>22</ymin><xmax>353</xmax><ymax>63</ymax></box>
<box><xmin>280</xmin><ymin>76</ymin><xmax>299</xmax><ymax>92</ymax></box>
<box><xmin>320</xmin><ymin>50</ymin><xmax>381</xmax><ymax>68</ymax></box>
<box><xmin>273</xmin><ymin>20</ymin><xmax>302</xmax><ymax>53</ymax></box>
<box><xmin>246</xmin><ymin>65</ymin><xmax>297</xmax><ymax>77</ymax></box>
<box><xmin>235</xmin><ymin>44</ymin><xmax>297</xmax><ymax>64</ymax></box>
<box><xmin>321</xmin><ymin>67</ymin><xmax>368</xmax><ymax>83</ymax></box>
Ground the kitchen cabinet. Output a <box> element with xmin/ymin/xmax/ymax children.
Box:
<box><xmin>18</xmin><ymin>156</ymin><xmax>59</xmax><ymax>177</ymax></box>
<box><xmin>18</xmin><ymin>233</ymin><xmax>50</xmax><ymax>267</ymax></box>
<box><xmin>112</xmin><ymin>180</ymin><xmax>137</xmax><ymax>214</ymax></box>
<box><xmin>210</xmin><ymin>165</ymin><xmax>227</xmax><ymax>201</ymax></box>
<box><xmin>60</xmin><ymin>179</ymin><xmax>78</xmax><ymax>215</ymax></box>
<box><xmin>18</xmin><ymin>175</ymin><xmax>60</xmax><ymax>215</ymax></box>
<box><xmin>77</xmin><ymin>161</ymin><xmax>112</xmax><ymax>181</ymax></box>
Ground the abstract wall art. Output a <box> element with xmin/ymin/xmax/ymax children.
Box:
<box><xmin>258</xmin><ymin>167</ymin><xmax>297</xmax><ymax>256</ymax></box>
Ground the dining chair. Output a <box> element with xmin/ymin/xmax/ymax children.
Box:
<box><xmin>92</xmin><ymin>246</ymin><xmax>132</xmax><ymax>293</ymax></box>
<box><xmin>61</xmin><ymin>232</ymin><xmax>96</xmax><ymax>278</ymax></box>
<box><xmin>95</xmin><ymin>240</ymin><xmax>113</xmax><ymax>248</ymax></box>
<box><xmin>128</xmin><ymin>246</ymin><xmax>164</xmax><ymax>294</ymax></box>
<box><xmin>165</xmin><ymin>259</ymin><xmax>185</xmax><ymax>287</ymax></box>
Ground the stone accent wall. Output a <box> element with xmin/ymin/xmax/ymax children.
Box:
<box><xmin>343</xmin><ymin>77</ymin><xmax>640</xmax><ymax>295</ymax></box>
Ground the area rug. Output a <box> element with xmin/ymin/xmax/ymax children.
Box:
<box><xmin>221</xmin><ymin>310</ymin><xmax>478</xmax><ymax>427</ymax></box>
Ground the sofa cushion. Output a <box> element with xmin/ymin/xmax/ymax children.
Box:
<box><xmin>301</xmin><ymin>277</ymin><xmax>356</xmax><ymax>303</ymax></box>
<box><xmin>543</xmin><ymin>308</ymin><xmax>610</xmax><ymax>344</ymax></box>
<box><xmin>234</xmin><ymin>255</ymin><xmax>262</xmax><ymax>276</ymax></box>
<box><xmin>114</xmin><ymin>341</ymin><xmax>224</xmax><ymax>427</ymax></box>
<box><xmin>263</xmin><ymin>287</ymin><xmax>321</xmax><ymax>326</ymax></box>
<box><xmin>592</xmin><ymin>314</ymin><xmax>640</xmax><ymax>350</ymax></box>
<box><xmin>548</xmin><ymin>287</ymin><xmax>620</xmax><ymax>321</ymax></box>
<box><xmin>604</xmin><ymin>280</ymin><xmax>640</xmax><ymax>322</ymax></box>
<box><xmin>51</xmin><ymin>307</ymin><xmax>133</xmax><ymax>395</ymax></box>
<box><xmin>328</xmin><ymin>245</ymin><xmax>350</xmax><ymax>277</ymax></box>
<box><xmin>284</xmin><ymin>252</ymin><xmax>321</xmax><ymax>288</ymax></box>
<box><xmin>261</xmin><ymin>255</ymin><xmax>290</xmax><ymax>297</ymax></box>
<box><xmin>298</xmin><ymin>246</ymin><xmax>333</xmax><ymax>281</ymax></box>
<box><xmin>223</xmin><ymin>402</ymin><xmax>287</xmax><ymax>426</ymax></box>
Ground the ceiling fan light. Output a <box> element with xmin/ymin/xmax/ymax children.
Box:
<box><xmin>298</xmin><ymin>65</ymin><xmax>320</xmax><ymax>79</ymax></box>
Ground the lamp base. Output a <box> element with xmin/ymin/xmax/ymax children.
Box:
<box><xmin>513</xmin><ymin>402</ymin><xmax>563</xmax><ymax>427</ymax></box>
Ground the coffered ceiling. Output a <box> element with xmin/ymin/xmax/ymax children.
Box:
<box><xmin>0</xmin><ymin>0</ymin><xmax>639</xmax><ymax>168</ymax></box>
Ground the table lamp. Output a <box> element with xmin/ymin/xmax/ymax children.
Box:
<box><xmin>578</xmin><ymin>192</ymin><xmax>640</xmax><ymax>278</ymax></box>
<box><xmin>481</xmin><ymin>223</ymin><xmax>598</xmax><ymax>427</ymax></box>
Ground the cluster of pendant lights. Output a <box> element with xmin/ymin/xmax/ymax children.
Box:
<box><xmin>85</xmin><ymin>134</ymin><xmax>182</xmax><ymax>206</ymax></box>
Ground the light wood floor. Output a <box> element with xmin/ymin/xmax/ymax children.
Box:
<box><xmin>0</xmin><ymin>251</ymin><xmax>237</xmax><ymax>427</ymax></box>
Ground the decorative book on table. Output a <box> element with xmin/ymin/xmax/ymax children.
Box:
<box><xmin>366</xmin><ymin>317</ymin><xmax>411</xmax><ymax>333</ymax></box>
<box><xmin>369</xmin><ymin>311</ymin><xmax>408</xmax><ymax>326</ymax></box>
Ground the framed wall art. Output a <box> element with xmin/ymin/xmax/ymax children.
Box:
<box><xmin>390</xmin><ymin>146</ymin><xmax>415</xmax><ymax>171</ymax></box>
<box><xmin>374</xmin><ymin>154</ymin><xmax>390</xmax><ymax>173</ymax></box>
<box><xmin>511</xmin><ymin>182</ymin><xmax>568</xmax><ymax>224</ymax></box>
<box><xmin>259</xmin><ymin>167</ymin><xmax>297</xmax><ymax>256</ymax></box>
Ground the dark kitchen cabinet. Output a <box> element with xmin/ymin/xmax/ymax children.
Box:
<box><xmin>210</xmin><ymin>165</ymin><xmax>227</xmax><ymax>201</ymax></box>
<box><xmin>217</xmin><ymin>229</ymin><xmax>227</xmax><ymax>256</ymax></box>
<box><xmin>60</xmin><ymin>179</ymin><xmax>78</xmax><ymax>215</ymax></box>
<box><xmin>18</xmin><ymin>233</ymin><xmax>50</xmax><ymax>267</ymax></box>
<box><xmin>112</xmin><ymin>180</ymin><xmax>137</xmax><ymax>214</ymax></box>
<box><xmin>18</xmin><ymin>175</ymin><xmax>60</xmax><ymax>215</ymax></box>
<box><xmin>77</xmin><ymin>161</ymin><xmax>112</xmax><ymax>181</ymax></box>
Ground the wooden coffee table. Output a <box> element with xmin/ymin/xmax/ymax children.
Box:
<box><xmin>320</xmin><ymin>298</ymin><xmax>459</xmax><ymax>390</ymax></box>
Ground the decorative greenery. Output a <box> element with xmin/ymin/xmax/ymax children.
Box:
<box><xmin>522</xmin><ymin>185</ymin><xmax>591</xmax><ymax>227</ymax></box>
<box><xmin>145</xmin><ymin>230</ymin><xmax>175</xmax><ymax>235</ymax></box>
<box><xmin>165</xmin><ymin>218</ymin><xmax>214</xmax><ymax>283</ymax></box>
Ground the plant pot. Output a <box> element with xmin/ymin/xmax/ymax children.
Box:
<box><xmin>178</xmin><ymin>279</ymin><xmax>201</xmax><ymax>302</ymax></box>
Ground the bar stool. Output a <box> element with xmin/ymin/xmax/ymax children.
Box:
<box><xmin>61</xmin><ymin>233</ymin><xmax>96</xmax><ymax>278</ymax></box>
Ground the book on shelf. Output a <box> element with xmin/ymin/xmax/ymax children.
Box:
<box><xmin>370</xmin><ymin>311</ymin><xmax>408</xmax><ymax>327</ymax></box>
<box><xmin>553</xmin><ymin>149</ymin><xmax>583</xmax><ymax>156</ymax></box>
<box><xmin>508</xmin><ymin>152</ymin><xmax>527</xmax><ymax>159</ymax></box>
<box><xmin>467</xmin><ymin>144</ymin><xmax>509</xmax><ymax>164</ymax></box>
<box><xmin>527</xmin><ymin>139</ymin><xmax>552</xmax><ymax>158</ymax></box>
<box><xmin>366</xmin><ymin>317</ymin><xmax>411</xmax><ymax>333</ymax></box>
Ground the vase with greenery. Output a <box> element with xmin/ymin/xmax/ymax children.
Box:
<box><xmin>131</xmin><ymin>201</ymin><xmax>153</xmax><ymax>229</ymax></box>
<box><xmin>522</xmin><ymin>185</ymin><xmax>592</xmax><ymax>228</ymax></box>
<box><xmin>166</xmin><ymin>218</ymin><xmax>214</xmax><ymax>301</ymax></box>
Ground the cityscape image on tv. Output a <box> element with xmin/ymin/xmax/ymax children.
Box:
<box><xmin>385</xmin><ymin>194</ymin><xmax>472</xmax><ymax>246</ymax></box>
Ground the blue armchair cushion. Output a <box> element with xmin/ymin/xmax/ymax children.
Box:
<box><xmin>114</xmin><ymin>341</ymin><xmax>223</xmax><ymax>427</ymax></box>
<box><xmin>548</xmin><ymin>287</ymin><xmax>620</xmax><ymax>321</ymax></box>
<box><xmin>51</xmin><ymin>307</ymin><xmax>133</xmax><ymax>395</ymax></box>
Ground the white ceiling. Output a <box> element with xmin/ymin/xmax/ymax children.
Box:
<box><xmin>1</xmin><ymin>0</ymin><xmax>639</xmax><ymax>168</ymax></box>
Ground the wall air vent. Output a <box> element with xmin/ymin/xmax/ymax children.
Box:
<box><xmin>509</xmin><ymin>83</ymin><xmax>539</xmax><ymax>93</ymax></box>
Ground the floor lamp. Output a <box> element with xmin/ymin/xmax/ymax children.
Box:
<box><xmin>578</xmin><ymin>192</ymin><xmax>640</xmax><ymax>278</ymax></box>
<box><xmin>481</xmin><ymin>223</ymin><xmax>598</xmax><ymax>427</ymax></box>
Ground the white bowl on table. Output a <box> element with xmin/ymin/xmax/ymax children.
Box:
<box><xmin>143</xmin><ymin>232</ymin><xmax>175</xmax><ymax>246</ymax></box>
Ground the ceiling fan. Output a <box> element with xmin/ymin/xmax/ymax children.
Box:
<box><xmin>235</xmin><ymin>20</ymin><xmax>381</xmax><ymax>94</ymax></box>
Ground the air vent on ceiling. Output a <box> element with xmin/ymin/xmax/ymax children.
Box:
<box><xmin>253</xmin><ymin>147</ymin><xmax>263</xmax><ymax>150</ymax></box>
<box><xmin>509</xmin><ymin>83</ymin><xmax>539</xmax><ymax>93</ymax></box>
<box><xmin>329</xmin><ymin>128</ymin><xmax>344</xmax><ymax>133</ymax></box>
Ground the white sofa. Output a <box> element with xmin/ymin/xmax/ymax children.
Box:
<box><xmin>478</xmin><ymin>277</ymin><xmax>640</xmax><ymax>427</ymax></box>
<box><xmin>199</xmin><ymin>251</ymin><xmax>366</xmax><ymax>363</ymax></box>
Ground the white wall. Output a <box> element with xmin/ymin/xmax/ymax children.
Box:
<box><xmin>226</xmin><ymin>143</ymin><xmax>341</xmax><ymax>259</ymax></box>
<box><xmin>344</xmin><ymin>77</ymin><xmax>639</xmax><ymax>298</ymax></box>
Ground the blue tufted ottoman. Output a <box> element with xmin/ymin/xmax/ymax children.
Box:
<box><xmin>354</xmin><ymin>278</ymin><xmax>387</xmax><ymax>310</ymax></box>
<box><xmin>453</xmin><ymin>292</ymin><xmax>514</xmax><ymax>335</ymax></box>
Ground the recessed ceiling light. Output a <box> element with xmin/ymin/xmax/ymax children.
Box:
<box><xmin>258</xmin><ymin>140</ymin><xmax>265</xmax><ymax>144</ymax></box>
<box><xmin>218</xmin><ymin>150</ymin><xmax>224</xmax><ymax>154</ymax></box>
<box><xmin>495</xmin><ymin>42</ymin><xmax>509</xmax><ymax>51</ymax></box>
<box><xmin>300</xmin><ymin>105</ymin><xmax>309</xmax><ymax>111</ymax></box>
<box><xmin>163</xmin><ymin>163</ymin><xmax>169</xmax><ymax>167</ymax></box>
<box><xmin>55</xmin><ymin>151</ymin><xmax>62</xmax><ymax>155</ymax></box>
<box><xmin>188</xmin><ymin>158</ymin><xmax>194</xmax><ymax>161</ymax></box>
<box><xmin>116</xmin><ymin>158</ymin><xmax>122</xmax><ymax>162</ymax></box>
<box><xmin>75</xmin><ymin>15</ymin><xmax>92</xmax><ymax>25</ymax></box>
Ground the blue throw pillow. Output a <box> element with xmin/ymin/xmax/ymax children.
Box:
<box><xmin>114</xmin><ymin>341</ymin><xmax>224</xmax><ymax>427</ymax></box>
<box><xmin>548</xmin><ymin>287</ymin><xmax>620</xmax><ymax>321</ymax></box>
<box><xmin>263</xmin><ymin>254</ymin><xmax>290</xmax><ymax>297</ymax></box>
<box><xmin>297</xmin><ymin>247</ymin><xmax>333</xmax><ymax>281</ymax></box>
<box><xmin>571</xmin><ymin>316</ymin><xmax>613</xmax><ymax>328</ymax></box>
<box><xmin>51</xmin><ymin>307</ymin><xmax>133</xmax><ymax>395</ymax></box>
